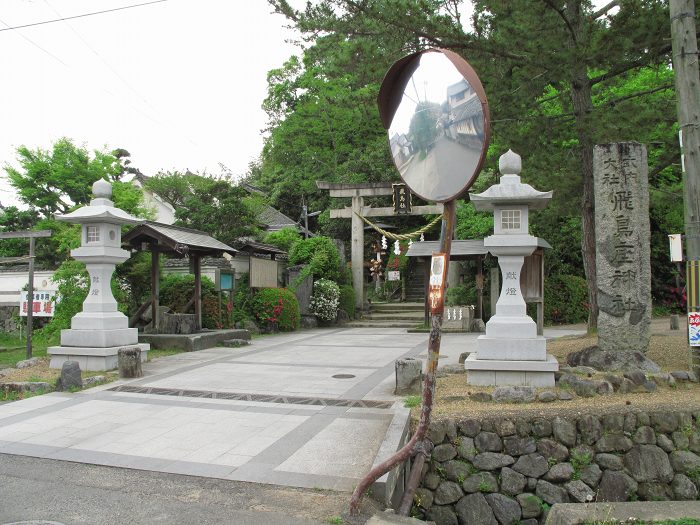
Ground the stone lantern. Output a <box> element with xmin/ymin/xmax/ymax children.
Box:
<box><xmin>463</xmin><ymin>150</ymin><xmax>558</xmax><ymax>387</ymax></box>
<box><xmin>48</xmin><ymin>179</ymin><xmax>149</xmax><ymax>371</ymax></box>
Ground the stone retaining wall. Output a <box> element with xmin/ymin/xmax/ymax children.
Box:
<box><xmin>414</xmin><ymin>410</ymin><xmax>700</xmax><ymax>525</ymax></box>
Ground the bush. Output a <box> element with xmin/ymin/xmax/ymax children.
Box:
<box><xmin>544</xmin><ymin>274</ymin><xmax>589</xmax><ymax>324</ymax></box>
<box><xmin>445</xmin><ymin>283</ymin><xmax>476</xmax><ymax>307</ymax></box>
<box><xmin>251</xmin><ymin>287</ymin><xmax>300</xmax><ymax>331</ymax></box>
<box><xmin>339</xmin><ymin>284</ymin><xmax>356</xmax><ymax>318</ymax></box>
<box><xmin>40</xmin><ymin>260</ymin><xmax>89</xmax><ymax>338</ymax></box>
<box><xmin>310</xmin><ymin>278</ymin><xmax>340</xmax><ymax>322</ymax></box>
<box><xmin>160</xmin><ymin>272</ymin><xmax>234</xmax><ymax>329</ymax></box>
<box><xmin>288</xmin><ymin>236</ymin><xmax>342</xmax><ymax>283</ymax></box>
<box><xmin>263</xmin><ymin>227</ymin><xmax>302</xmax><ymax>253</ymax></box>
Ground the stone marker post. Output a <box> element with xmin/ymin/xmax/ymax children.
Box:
<box><xmin>594</xmin><ymin>143</ymin><xmax>651</xmax><ymax>353</ymax></box>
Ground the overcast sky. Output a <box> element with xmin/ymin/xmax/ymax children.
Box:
<box><xmin>0</xmin><ymin>0</ymin><xmax>298</xmax><ymax>207</ymax></box>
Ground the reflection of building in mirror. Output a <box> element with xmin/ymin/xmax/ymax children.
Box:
<box><xmin>445</xmin><ymin>79</ymin><xmax>485</xmax><ymax>149</ymax></box>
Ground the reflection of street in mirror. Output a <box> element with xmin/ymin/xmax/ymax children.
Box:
<box><xmin>389</xmin><ymin>52</ymin><xmax>485</xmax><ymax>201</ymax></box>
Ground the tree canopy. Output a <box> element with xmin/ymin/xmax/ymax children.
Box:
<box><xmin>261</xmin><ymin>0</ymin><xmax>682</xmax><ymax>327</ymax></box>
<box><xmin>144</xmin><ymin>171</ymin><xmax>261</xmax><ymax>247</ymax></box>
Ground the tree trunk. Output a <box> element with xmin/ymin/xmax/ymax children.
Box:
<box><xmin>568</xmin><ymin>0</ymin><xmax>599</xmax><ymax>331</ymax></box>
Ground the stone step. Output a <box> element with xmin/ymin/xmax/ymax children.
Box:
<box><xmin>370</xmin><ymin>303</ymin><xmax>424</xmax><ymax>312</ymax></box>
<box><xmin>362</xmin><ymin>313</ymin><xmax>424</xmax><ymax>321</ymax></box>
<box><xmin>346</xmin><ymin>321</ymin><xmax>420</xmax><ymax>328</ymax></box>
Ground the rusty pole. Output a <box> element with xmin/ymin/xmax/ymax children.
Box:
<box><xmin>348</xmin><ymin>200</ymin><xmax>456</xmax><ymax>516</ymax></box>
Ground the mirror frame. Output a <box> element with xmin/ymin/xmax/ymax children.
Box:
<box><xmin>378</xmin><ymin>48</ymin><xmax>491</xmax><ymax>203</ymax></box>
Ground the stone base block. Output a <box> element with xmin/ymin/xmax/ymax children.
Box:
<box><xmin>71</xmin><ymin>311</ymin><xmax>128</xmax><ymax>330</ymax></box>
<box><xmin>48</xmin><ymin>343</ymin><xmax>150</xmax><ymax>371</ymax></box>
<box><xmin>464</xmin><ymin>353</ymin><xmax>558</xmax><ymax>387</ymax></box>
<box><xmin>60</xmin><ymin>327</ymin><xmax>138</xmax><ymax>348</ymax></box>
<box><xmin>485</xmin><ymin>315</ymin><xmax>537</xmax><ymax>339</ymax></box>
<box><xmin>475</xmin><ymin>335</ymin><xmax>547</xmax><ymax>361</ymax></box>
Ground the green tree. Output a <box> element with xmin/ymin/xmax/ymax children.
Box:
<box><xmin>144</xmin><ymin>171</ymin><xmax>260</xmax><ymax>246</ymax></box>
<box><xmin>3</xmin><ymin>139</ymin><xmax>149</xmax><ymax>268</ymax></box>
<box><xmin>4</xmin><ymin>138</ymin><xmax>136</xmax><ymax>216</ymax></box>
<box><xmin>250</xmin><ymin>34</ymin><xmax>402</xmax><ymax>224</ymax></box>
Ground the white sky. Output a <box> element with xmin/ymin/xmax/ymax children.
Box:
<box><xmin>390</xmin><ymin>52</ymin><xmax>466</xmax><ymax>136</ymax></box>
<box><xmin>0</xmin><ymin>0</ymin><xmax>298</xmax><ymax>207</ymax></box>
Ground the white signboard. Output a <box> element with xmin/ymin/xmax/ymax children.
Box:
<box><xmin>20</xmin><ymin>291</ymin><xmax>56</xmax><ymax>317</ymax></box>
<box><xmin>669</xmin><ymin>234</ymin><xmax>683</xmax><ymax>262</ymax></box>
<box><xmin>689</xmin><ymin>312</ymin><xmax>700</xmax><ymax>347</ymax></box>
<box><xmin>387</xmin><ymin>271</ymin><xmax>401</xmax><ymax>281</ymax></box>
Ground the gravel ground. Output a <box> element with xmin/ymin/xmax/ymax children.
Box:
<box><xmin>424</xmin><ymin>316</ymin><xmax>700</xmax><ymax>420</ymax></box>
<box><xmin>0</xmin><ymin>357</ymin><xmax>117</xmax><ymax>384</ymax></box>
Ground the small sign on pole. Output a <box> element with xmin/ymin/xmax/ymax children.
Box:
<box><xmin>669</xmin><ymin>234</ymin><xmax>683</xmax><ymax>262</ymax></box>
<box><xmin>428</xmin><ymin>253</ymin><xmax>448</xmax><ymax>314</ymax></box>
<box><xmin>689</xmin><ymin>312</ymin><xmax>700</xmax><ymax>346</ymax></box>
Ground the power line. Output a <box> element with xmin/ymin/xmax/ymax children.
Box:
<box><xmin>0</xmin><ymin>0</ymin><xmax>168</xmax><ymax>33</ymax></box>
<box><xmin>0</xmin><ymin>17</ymin><xmax>68</xmax><ymax>65</ymax></box>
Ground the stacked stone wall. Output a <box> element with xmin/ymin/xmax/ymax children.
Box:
<box><xmin>415</xmin><ymin>410</ymin><xmax>700</xmax><ymax>524</ymax></box>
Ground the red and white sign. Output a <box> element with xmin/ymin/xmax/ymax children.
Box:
<box><xmin>689</xmin><ymin>312</ymin><xmax>700</xmax><ymax>347</ymax></box>
<box><xmin>20</xmin><ymin>291</ymin><xmax>56</xmax><ymax>317</ymax></box>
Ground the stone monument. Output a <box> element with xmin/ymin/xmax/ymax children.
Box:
<box><xmin>594</xmin><ymin>142</ymin><xmax>651</xmax><ymax>353</ymax></box>
<box><xmin>48</xmin><ymin>179</ymin><xmax>149</xmax><ymax>371</ymax></box>
<box><xmin>464</xmin><ymin>150</ymin><xmax>558</xmax><ymax>386</ymax></box>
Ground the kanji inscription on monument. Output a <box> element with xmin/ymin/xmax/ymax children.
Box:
<box><xmin>594</xmin><ymin>142</ymin><xmax>651</xmax><ymax>352</ymax></box>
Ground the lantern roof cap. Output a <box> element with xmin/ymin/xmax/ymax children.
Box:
<box><xmin>55</xmin><ymin>180</ymin><xmax>142</xmax><ymax>225</ymax></box>
<box><xmin>469</xmin><ymin>149</ymin><xmax>552</xmax><ymax>211</ymax></box>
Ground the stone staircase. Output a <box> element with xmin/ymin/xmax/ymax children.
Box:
<box><xmin>346</xmin><ymin>302</ymin><xmax>425</xmax><ymax>329</ymax></box>
<box><xmin>404</xmin><ymin>260</ymin><xmax>426</xmax><ymax>302</ymax></box>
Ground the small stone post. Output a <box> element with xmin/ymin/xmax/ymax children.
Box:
<box><xmin>594</xmin><ymin>143</ymin><xmax>651</xmax><ymax>353</ymax></box>
<box><xmin>118</xmin><ymin>347</ymin><xmax>143</xmax><ymax>378</ymax></box>
<box><xmin>395</xmin><ymin>358</ymin><xmax>422</xmax><ymax>395</ymax></box>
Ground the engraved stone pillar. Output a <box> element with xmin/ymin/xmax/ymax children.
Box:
<box><xmin>594</xmin><ymin>143</ymin><xmax>651</xmax><ymax>353</ymax></box>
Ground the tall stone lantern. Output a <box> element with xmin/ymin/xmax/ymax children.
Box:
<box><xmin>48</xmin><ymin>179</ymin><xmax>149</xmax><ymax>371</ymax></box>
<box><xmin>463</xmin><ymin>150</ymin><xmax>558</xmax><ymax>387</ymax></box>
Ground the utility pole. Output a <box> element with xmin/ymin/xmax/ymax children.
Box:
<box><xmin>0</xmin><ymin>230</ymin><xmax>52</xmax><ymax>359</ymax></box>
<box><xmin>670</xmin><ymin>0</ymin><xmax>700</xmax><ymax>375</ymax></box>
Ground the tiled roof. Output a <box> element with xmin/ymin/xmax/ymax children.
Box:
<box><xmin>123</xmin><ymin>221</ymin><xmax>237</xmax><ymax>255</ymax></box>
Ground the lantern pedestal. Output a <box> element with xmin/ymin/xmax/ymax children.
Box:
<box><xmin>48</xmin><ymin>180</ymin><xmax>149</xmax><ymax>371</ymax></box>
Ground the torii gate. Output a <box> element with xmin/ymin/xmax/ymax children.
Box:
<box><xmin>317</xmin><ymin>181</ymin><xmax>443</xmax><ymax>309</ymax></box>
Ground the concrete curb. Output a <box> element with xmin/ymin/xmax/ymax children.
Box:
<box><xmin>545</xmin><ymin>501</ymin><xmax>700</xmax><ymax>525</ymax></box>
<box><xmin>371</xmin><ymin>403</ymin><xmax>411</xmax><ymax>508</ymax></box>
<box><xmin>139</xmin><ymin>329</ymin><xmax>250</xmax><ymax>351</ymax></box>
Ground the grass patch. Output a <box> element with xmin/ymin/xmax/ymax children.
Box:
<box><xmin>0</xmin><ymin>332</ymin><xmax>57</xmax><ymax>367</ymax></box>
<box><xmin>404</xmin><ymin>395</ymin><xmax>421</xmax><ymax>408</ymax></box>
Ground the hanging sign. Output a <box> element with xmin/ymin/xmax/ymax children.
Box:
<box><xmin>387</xmin><ymin>271</ymin><xmax>401</xmax><ymax>281</ymax></box>
<box><xmin>428</xmin><ymin>253</ymin><xmax>448</xmax><ymax>314</ymax></box>
<box><xmin>20</xmin><ymin>291</ymin><xmax>56</xmax><ymax>317</ymax></box>
<box><xmin>392</xmin><ymin>183</ymin><xmax>412</xmax><ymax>214</ymax></box>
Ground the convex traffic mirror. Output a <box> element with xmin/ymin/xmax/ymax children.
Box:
<box><xmin>378</xmin><ymin>49</ymin><xmax>490</xmax><ymax>202</ymax></box>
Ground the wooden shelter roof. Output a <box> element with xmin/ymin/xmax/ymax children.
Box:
<box><xmin>122</xmin><ymin>221</ymin><xmax>237</xmax><ymax>257</ymax></box>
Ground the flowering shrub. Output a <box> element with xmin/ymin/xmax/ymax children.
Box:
<box><xmin>310</xmin><ymin>278</ymin><xmax>340</xmax><ymax>322</ymax></box>
<box><xmin>251</xmin><ymin>288</ymin><xmax>300</xmax><ymax>331</ymax></box>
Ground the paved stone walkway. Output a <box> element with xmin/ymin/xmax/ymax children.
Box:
<box><xmin>0</xmin><ymin>326</ymin><xmax>584</xmax><ymax>493</ymax></box>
